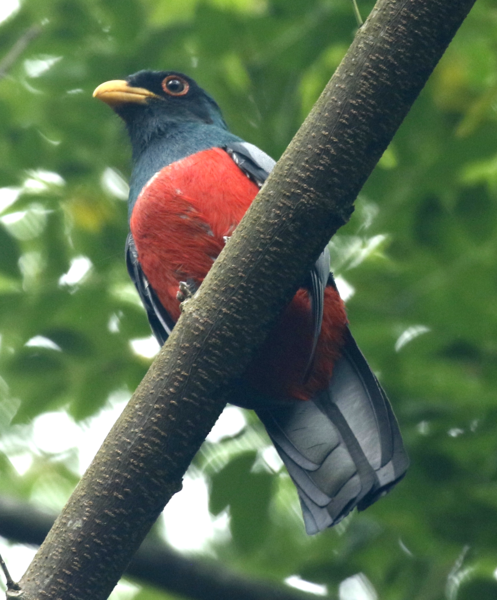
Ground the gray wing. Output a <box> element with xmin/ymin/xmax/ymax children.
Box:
<box><xmin>302</xmin><ymin>247</ymin><xmax>330</xmax><ymax>381</ymax></box>
<box><xmin>225</xmin><ymin>141</ymin><xmax>275</xmax><ymax>186</ymax></box>
<box><xmin>225</xmin><ymin>141</ymin><xmax>327</xmax><ymax>370</ymax></box>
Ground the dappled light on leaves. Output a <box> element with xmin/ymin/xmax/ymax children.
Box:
<box><xmin>0</xmin><ymin>0</ymin><xmax>496</xmax><ymax>598</ymax></box>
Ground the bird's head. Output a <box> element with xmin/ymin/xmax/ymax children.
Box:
<box><xmin>94</xmin><ymin>70</ymin><xmax>240</xmax><ymax>212</ymax></box>
<box><xmin>94</xmin><ymin>70</ymin><xmax>229</xmax><ymax>151</ymax></box>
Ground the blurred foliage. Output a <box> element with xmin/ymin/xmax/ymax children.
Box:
<box><xmin>0</xmin><ymin>0</ymin><xmax>497</xmax><ymax>599</ymax></box>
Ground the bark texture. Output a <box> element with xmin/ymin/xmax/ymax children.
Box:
<box><xmin>15</xmin><ymin>1</ymin><xmax>477</xmax><ymax>598</ymax></box>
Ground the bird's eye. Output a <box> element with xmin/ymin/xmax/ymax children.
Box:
<box><xmin>162</xmin><ymin>75</ymin><xmax>189</xmax><ymax>96</ymax></box>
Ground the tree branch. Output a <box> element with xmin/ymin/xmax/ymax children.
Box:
<box><xmin>0</xmin><ymin>496</ymin><xmax>318</xmax><ymax>600</ymax></box>
<box><xmin>15</xmin><ymin>1</ymin><xmax>477</xmax><ymax>598</ymax></box>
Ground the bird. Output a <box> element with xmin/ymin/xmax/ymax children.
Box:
<box><xmin>93</xmin><ymin>70</ymin><xmax>409</xmax><ymax>535</ymax></box>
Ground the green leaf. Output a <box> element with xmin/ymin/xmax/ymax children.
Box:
<box><xmin>0</xmin><ymin>224</ymin><xmax>21</xmax><ymax>278</ymax></box>
<box><xmin>210</xmin><ymin>451</ymin><xmax>273</xmax><ymax>552</ymax></box>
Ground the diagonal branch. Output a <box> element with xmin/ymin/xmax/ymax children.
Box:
<box><xmin>15</xmin><ymin>1</ymin><xmax>477</xmax><ymax>599</ymax></box>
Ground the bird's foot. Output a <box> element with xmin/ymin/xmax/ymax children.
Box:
<box><xmin>177</xmin><ymin>280</ymin><xmax>197</xmax><ymax>312</ymax></box>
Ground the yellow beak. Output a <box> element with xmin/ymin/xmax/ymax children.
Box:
<box><xmin>93</xmin><ymin>80</ymin><xmax>160</xmax><ymax>107</ymax></box>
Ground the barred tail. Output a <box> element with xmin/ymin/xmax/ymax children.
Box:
<box><xmin>256</xmin><ymin>329</ymin><xmax>408</xmax><ymax>534</ymax></box>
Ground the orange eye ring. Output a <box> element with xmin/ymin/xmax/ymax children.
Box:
<box><xmin>162</xmin><ymin>75</ymin><xmax>189</xmax><ymax>96</ymax></box>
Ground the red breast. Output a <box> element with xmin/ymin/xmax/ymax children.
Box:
<box><xmin>131</xmin><ymin>147</ymin><xmax>348</xmax><ymax>401</ymax></box>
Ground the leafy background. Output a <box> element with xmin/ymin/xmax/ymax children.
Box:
<box><xmin>1</xmin><ymin>0</ymin><xmax>497</xmax><ymax>599</ymax></box>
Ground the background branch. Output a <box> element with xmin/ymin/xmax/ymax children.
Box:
<box><xmin>0</xmin><ymin>496</ymin><xmax>317</xmax><ymax>600</ymax></box>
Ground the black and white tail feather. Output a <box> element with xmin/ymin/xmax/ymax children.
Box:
<box><xmin>125</xmin><ymin>234</ymin><xmax>175</xmax><ymax>345</ymax></box>
<box><xmin>126</xmin><ymin>142</ymin><xmax>408</xmax><ymax>534</ymax></box>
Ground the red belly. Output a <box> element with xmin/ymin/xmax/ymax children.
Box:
<box><xmin>131</xmin><ymin>148</ymin><xmax>347</xmax><ymax>401</ymax></box>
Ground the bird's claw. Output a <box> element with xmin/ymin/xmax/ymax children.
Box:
<box><xmin>177</xmin><ymin>281</ymin><xmax>196</xmax><ymax>311</ymax></box>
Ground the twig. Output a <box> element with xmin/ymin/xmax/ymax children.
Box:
<box><xmin>0</xmin><ymin>25</ymin><xmax>42</xmax><ymax>81</ymax></box>
<box><xmin>0</xmin><ymin>553</ymin><xmax>20</xmax><ymax>592</ymax></box>
<box><xmin>351</xmin><ymin>0</ymin><xmax>363</xmax><ymax>26</ymax></box>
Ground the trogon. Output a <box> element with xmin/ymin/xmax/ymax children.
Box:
<box><xmin>94</xmin><ymin>70</ymin><xmax>409</xmax><ymax>535</ymax></box>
